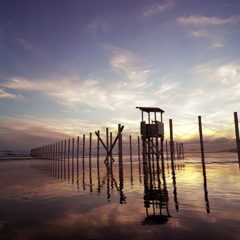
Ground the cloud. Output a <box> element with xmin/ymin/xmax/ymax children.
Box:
<box><xmin>143</xmin><ymin>0</ymin><xmax>175</xmax><ymax>17</ymax></box>
<box><xmin>18</xmin><ymin>38</ymin><xmax>35</xmax><ymax>51</ymax></box>
<box><xmin>178</xmin><ymin>15</ymin><xmax>240</xmax><ymax>26</ymax></box>
<box><xmin>189</xmin><ymin>61</ymin><xmax>216</xmax><ymax>74</ymax></box>
<box><xmin>186</xmin><ymin>61</ymin><xmax>240</xmax><ymax>116</ymax></box>
<box><xmin>189</xmin><ymin>29</ymin><xmax>225</xmax><ymax>48</ymax></box>
<box><xmin>190</xmin><ymin>29</ymin><xmax>209</xmax><ymax>38</ymax></box>
<box><xmin>87</xmin><ymin>17</ymin><xmax>107</xmax><ymax>37</ymax></box>
<box><xmin>155</xmin><ymin>82</ymin><xmax>179</xmax><ymax>97</ymax></box>
<box><xmin>178</xmin><ymin>16</ymin><xmax>240</xmax><ymax>48</ymax></box>
<box><xmin>101</xmin><ymin>44</ymin><xmax>153</xmax><ymax>88</ymax></box>
<box><xmin>0</xmin><ymin>115</ymin><xmax>108</xmax><ymax>151</ymax></box>
<box><xmin>217</xmin><ymin>63</ymin><xmax>240</xmax><ymax>85</ymax></box>
<box><xmin>0</xmin><ymin>88</ymin><xmax>23</xmax><ymax>100</ymax></box>
<box><xmin>1</xmin><ymin>45</ymin><xmax>156</xmax><ymax>112</ymax></box>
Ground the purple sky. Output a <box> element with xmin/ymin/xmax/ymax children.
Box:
<box><xmin>0</xmin><ymin>0</ymin><xmax>240</xmax><ymax>150</ymax></box>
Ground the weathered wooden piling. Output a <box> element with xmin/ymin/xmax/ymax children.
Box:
<box><xmin>129</xmin><ymin>135</ymin><xmax>132</xmax><ymax>161</ymax></box>
<box><xmin>106</xmin><ymin>128</ymin><xmax>109</xmax><ymax>165</ymax></box>
<box><xmin>165</xmin><ymin>140</ymin><xmax>169</xmax><ymax>162</ymax></box>
<box><xmin>169</xmin><ymin>119</ymin><xmax>174</xmax><ymax>163</ymax></box>
<box><xmin>77</xmin><ymin>136</ymin><xmax>79</xmax><ymax>163</ymax></box>
<box><xmin>89</xmin><ymin>132</ymin><xmax>92</xmax><ymax>169</ymax></box>
<box><xmin>234</xmin><ymin>112</ymin><xmax>240</xmax><ymax>164</ymax></box>
<box><xmin>82</xmin><ymin>134</ymin><xmax>85</xmax><ymax>171</ymax></box>
<box><xmin>198</xmin><ymin>116</ymin><xmax>205</xmax><ymax>163</ymax></box>
<box><xmin>72</xmin><ymin>138</ymin><xmax>74</xmax><ymax>183</ymax></box>
<box><xmin>181</xmin><ymin>142</ymin><xmax>184</xmax><ymax>159</ymax></box>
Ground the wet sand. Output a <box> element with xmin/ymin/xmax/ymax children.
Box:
<box><xmin>0</xmin><ymin>155</ymin><xmax>240</xmax><ymax>240</ymax></box>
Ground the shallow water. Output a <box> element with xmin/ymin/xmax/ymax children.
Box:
<box><xmin>0</xmin><ymin>153</ymin><xmax>240</xmax><ymax>240</ymax></box>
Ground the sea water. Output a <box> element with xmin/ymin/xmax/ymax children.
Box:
<box><xmin>0</xmin><ymin>152</ymin><xmax>240</xmax><ymax>240</ymax></box>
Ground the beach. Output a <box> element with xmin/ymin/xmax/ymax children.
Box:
<box><xmin>0</xmin><ymin>152</ymin><xmax>240</xmax><ymax>240</ymax></box>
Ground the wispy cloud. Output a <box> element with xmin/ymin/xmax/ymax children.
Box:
<box><xmin>0</xmin><ymin>114</ymin><xmax>131</xmax><ymax>150</ymax></box>
<box><xmin>178</xmin><ymin>15</ymin><xmax>240</xmax><ymax>26</ymax></box>
<box><xmin>87</xmin><ymin>17</ymin><xmax>107</xmax><ymax>37</ymax></box>
<box><xmin>1</xmin><ymin>45</ymin><xmax>156</xmax><ymax>112</ymax></box>
<box><xmin>217</xmin><ymin>62</ymin><xmax>240</xmax><ymax>85</ymax></box>
<box><xmin>143</xmin><ymin>0</ymin><xmax>175</xmax><ymax>17</ymax></box>
<box><xmin>190</xmin><ymin>29</ymin><xmax>225</xmax><ymax>48</ymax></box>
<box><xmin>18</xmin><ymin>38</ymin><xmax>35</xmax><ymax>51</ymax></box>
<box><xmin>155</xmin><ymin>81</ymin><xmax>179</xmax><ymax>95</ymax></box>
<box><xmin>187</xmin><ymin>61</ymin><xmax>240</xmax><ymax>116</ymax></box>
<box><xmin>0</xmin><ymin>88</ymin><xmax>23</xmax><ymax>100</ymax></box>
<box><xmin>178</xmin><ymin>15</ymin><xmax>239</xmax><ymax>48</ymax></box>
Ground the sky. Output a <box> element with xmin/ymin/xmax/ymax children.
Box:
<box><xmin>0</xmin><ymin>0</ymin><xmax>240</xmax><ymax>151</ymax></box>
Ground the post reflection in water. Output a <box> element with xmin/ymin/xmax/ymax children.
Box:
<box><xmin>201</xmin><ymin>155</ymin><xmax>210</xmax><ymax>213</ymax></box>
<box><xmin>46</xmin><ymin>141</ymin><xmax>212</xmax><ymax>226</ymax></box>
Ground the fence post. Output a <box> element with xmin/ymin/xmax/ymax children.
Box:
<box><xmin>118</xmin><ymin>124</ymin><xmax>123</xmax><ymax>165</ymax></box>
<box><xmin>89</xmin><ymin>132</ymin><xmax>92</xmax><ymax>169</ymax></box>
<box><xmin>169</xmin><ymin>119</ymin><xmax>174</xmax><ymax>163</ymax></box>
<box><xmin>82</xmin><ymin>134</ymin><xmax>85</xmax><ymax>171</ymax></box>
<box><xmin>106</xmin><ymin>128</ymin><xmax>109</xmax><ymax>165</ymax></box>
<box><xmin>198</xmin><ymin>116</ymin><xmax>205</xmax><ymax>163</ymax></box>
<box><xmin>181</xmin><ymin>142</ymin><xmax>184</xmax><ymax>160</ymax></box>
<box><xmin>130</xmin><ymin>135</ymin><xmax>132</xmax><ymax>162</ymax></box>
<box><xmin>234</xmin><ymin>112</ymin><xmax>240</xmax><ymax>164</ymax></box>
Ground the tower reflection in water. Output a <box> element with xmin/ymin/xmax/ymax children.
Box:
<box><xmin>142</xmin><ymin>153</ymin><xmax>171</xmax><ymax>225</ymax></box>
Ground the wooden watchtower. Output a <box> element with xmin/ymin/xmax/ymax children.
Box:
<box><xmin>136</xmin><ymin>107</ymin><xmax>164</xmax><ymax>158</ymax></box>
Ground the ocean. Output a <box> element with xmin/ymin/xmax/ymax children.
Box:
<box><xmin>0</xmin><ymin>151</ymin><xmax>240</xmax><ymax>239</ymax></box>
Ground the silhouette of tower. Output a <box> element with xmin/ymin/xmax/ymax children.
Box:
<box><xmin>136</xmin><ymin>107</ymin><xmax>164</xmax><ymax>159</ymax></box>
<box><xmin>137</xmin><ymin>107</ymin><xmax>171</xmax><ymax>224</ymax></box>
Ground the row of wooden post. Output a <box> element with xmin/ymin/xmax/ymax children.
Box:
<box><xmin>33</xmin><ymin>111</ymin><xmax>240</xmax><ymax>164</ymax></box>
<box><xmin>31</xmin><ymin>135</ymin><xmax>184</xmax><ymax>162</ymax></box>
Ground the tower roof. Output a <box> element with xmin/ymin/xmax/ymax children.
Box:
<box><xmin>136</xmin><ymin>107</ymin><xmax>164</xmax><ymax>113</ymax></box>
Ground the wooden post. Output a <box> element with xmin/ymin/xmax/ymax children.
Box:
<box><xmin>61</xmin><ymin>141</ymin><xmax>63</xmax><ymax>178</ymax></box>
<box><xmin>97</xmin><ymin>131</ymin><xmax>100</xmax><ymax>165</ymax></box>
<box><xmin>137</xmin><ymin>136</ymin><xmax>142</xmax><ymax>183</ymax></box>
<box><xmin>160</xmin><ymin>137</ymin><xmax>164</xmax><ymax>170</ymax></box>
<box><xmin>138</xmin><ymin>136</ymin><xmax>140</xmax><ymax>162</ymax></box>
<box><xmin>77</xmin><ymin>136</ymin><xmax>79</xmax><ymax>163</ymax></box>
<box><xmin>169</xmin><ymin>119</ymin><xmax>174</xmax><ymax>163</ymax></box>
<box><xmin>118</xmin><ymin>124</ymin><xmax>122</xmax><ymax>165</ymax></box>
<box><xmin>234</xmin><ymin>112</ymin><xmax>240</xmax><ymax>164</ymax></box>
<box><xmin>129</xmin><ymin>135</ymin><xmax>132</xmax><ymax>162</ymax></box>
<box><xmin>72</xmin><ymin>138</ymin><xmax>74</xmax><ymax>183</ymax></box>
<box><xmin>198</xmin><ymin>116</ymin><xmax>205</xmax><ymax>163</ymax></box>
<box><xmin>72</xmin><ymin>138</ymin><xmax>74</xmax><ymax>161</ymax></box>
<box><xmin>68</xmin><ymin>139</ymin><xmax>70</xmax><ymax>162</ymax></box>
<box><xmin>106</xmin><ymin>128</ymin><xmax>109</xmax><ymax>165</ymax></box>
<box><xmin>64</xmin><ymin>140</ymin><xmax>66</xmax><ymax>179</ymax></box>
<box><xmin>82</xmin><ymin>134</ymin><xmax>85</xmax><ymax>170</ymax></box>
<box><xmin>110</xmin><ymin>132</ymin><xmax>113</xmax><ymax>161</ymax></box>
<box><xmin>97</xmin><ymin>130</ymin><xmax>100</xmax><ymax>187</ymax></box>
<box><xmin>64</xmin><ymin>140</ymin><xmax>66</xmax><ymax>161</ymax></box>
<box><xmin>53</xmin><ymin>143</ymin><xmax>56</xmax><ymax>177</ymax></box>
<box><xmin>176</xmin><ymin>142</ymin><xmax>179</xmax><ymax>160</ymax></box>
<box><xmin>89</xmin><ymin>132</ymin><xmax>92</xmax><ymax>170</ymax></box>
<box><xmin>166</xmin><ymin>140</ymin><xmax>169</xmax><ymax>162</ymax></box>
<box><xmin>58</xmin><ymin>142</ymin><xmax>60</xmax><ymax>178</ymax></box>
<box><xmin>61</xmin><ymin>141</ymin><xmax>63</xmax><ymax>162</ymax></box>
<box><xmin>181</xmin><ymin>142</ymin><xmax>184</xmax><ymax>160</ymax></box>
<box><xmin>77</xmin><ymin>136</ymin><xmax>79</xmax><ymax>185</ymax></box>
<box><xmin>58</xmin><ymin>142</ymin><xmax>60</xmax><ymax>175</ymax></box>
